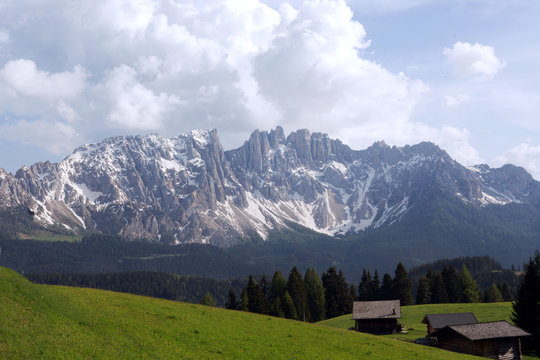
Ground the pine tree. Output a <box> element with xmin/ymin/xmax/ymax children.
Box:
<box><xmin>349</xmin><ymin>284</ymin><xmax>356</xmax><ymax>314</ymax></box>
<box><xmin>322</xmin><ymin>266</ymin><xmax>339</xmax><ymax>318</ymax></box>
<box><xmin>338</xmin><ymin>270</ymin><xmax>353</xmax><ymax>314</ymax></box>
<box><xmin>512</xmin><ymin>251</ymin><xmax>540</xmax><ymax>355</ymax></box>
<box><xmin>442</xmin><ymin>265</ymin><xmax>460</xmax><ymax>303</ymax></box>
<box><xmin>370</xmin><ymin>270</ymin><xmax>381</xmax><ymax>300</ymax></box>
<box><xmin>272</xmin><ymin>296</ymin><xmax>285</xmax><ymax>318</ymax></box>
<box><xmin>225</xmin><ymin>287</ymin><xmax>238</xmax><ymax>310</ymax></box>
<box><xmin>282</xmin><ymin>290</ymin><xmax>297</xmax><ymax>319</ymax></box>
<box><xmin>381</xmin><ymin>273</ymin><xmax>393</xmax><ymax>300</ymax></box>
<box><xmin>430</xmin><ymin>272</ymin><xmax>448</xmax><ymax>304</ymax></box>
<box><xmin>246</xmin><ymin>275</ymin><xmax>267</xmax><ymax>314</ymax></box>
<box><xmin>287</xmin><ymin>267</ymin><xmax>308</xmax><ymax>321</ymax></box>
<box><xmin>304</xmin><ymin>267</ymin><xmax>325</xmax><ymax>322</ymax></box>
<box><xmin>416</xmin><ymin>276</ymin><xmax>431</xmax><ymax>304</ymax></box>
<box><xmin>259</xmin><ymin>275</ymin><xmax>269</xmax><ymax>298</ymax></box>
<box><xmin>269</xmin><ymin>271</ymin><xmax>287</xmax><ymax>316</ymax></box>
<box><xmin>240</xmin><ymin>288</ymin><xmax>248</xmax><ymax>311</ymax></box>
<box><xmin>392</xmin><ymin>263</ymin><xmax>413</xmax><ymax>305</ymax></box>
<box><xmin>358</xmin><ymin>269</ymin><xmax>371</xmax><ymax>301</ymax></box>
<box><xmin>269</xmin><ymin>271</ymin><xmax>286</xmax><ymax>303</ymax></box>
<box><xmin>484</xmin><ymin>283</ymin><xmax>503</xmax><ymax>303</ymax></box>
<box><xmin>459</xmin><ymin>264</ymin><xmax>481</xmax><ymax>303</ymax></box>
<box><xmin>500</xmin><ymin>282</ymin><xmax>513</xmax><ymax>301</ymax></box>
<box><xmin>200</xmin><ymin>291</ymin><xmax>216</xmax><ymax>307</ymax></box>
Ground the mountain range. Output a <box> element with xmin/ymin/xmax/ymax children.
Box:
<box><xmin>1</xmin><ymin>127</ymin><xmax>539</xmax><ymax>251</ymax></box>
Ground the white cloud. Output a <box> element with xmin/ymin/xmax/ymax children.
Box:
<box><xmin>444</xmin><ymin>41</ymin><xmax>505</xmax><ymax>80</ymax></box>
<box><xmin>495</xmin><ymin>141</ymin><xmax>540</xmax><ymax>180</ymax></box>
<box><xmin>0</xmin><ymin>119</ymin><xmax>80</xmax><ymax>154</ymax></box>
<box><xmin>56</xmin><ymin>101</ymin><xmax>79</xmax><ymax>123</ymax></box>
<box><xmin>99</xmin><ymin>65</ymin><xmax>179</xmax><ymax>130</ymax></box>
<box><xmin>443</xmin><ymin>94</ymin><xmax>469</xmax><ymax>107</ymax></box>
<box><xmin>0</xmin><ymin>59</ymin><xmax>88</xmax><ymax>99</ymax></box>
<box><xmin>0</xmin><ymin>0</ymin><xmax>485</xmax><ymax>170</ymax></box>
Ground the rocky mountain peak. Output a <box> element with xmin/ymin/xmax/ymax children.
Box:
<box><xmin>2</xmin><ymin>128</ymin><xmax>539</xmax><ymax>245</ymax></box>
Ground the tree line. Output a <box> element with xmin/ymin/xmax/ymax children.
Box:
<box><xmin>220</xmin><ymin>262</ymin><xmax>414</xmax><ymax>322</ymax></box>
<box><xmin>211</xmin><ymin>260</ymin><xmax>516</xmax><ymax>323</ymax></box>
<box><xmin>415</xmin><ymin>264</ymin><xmax>513</xmax><ymax>305</ymax></box>
<box><xmin>28</xmin><ymin>271</ymin><xmax>245</xmax><ymax>307</ymax></box>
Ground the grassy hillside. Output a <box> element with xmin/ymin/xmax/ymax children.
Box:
<box><xmin>0</xmin><ymin>267</ymin><xmax>479</xmax><ymax>359</ymax></box>
<box><xmin>319</xmin><ymin>302</ymin><xmax>513</xmax><ymax>341</ymax></box>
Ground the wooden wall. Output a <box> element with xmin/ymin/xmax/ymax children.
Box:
<box><xmin>438</xmin><ymin>335</ymin><xmax>521</xmax><ymax>360</ymax></box>
<box><xmin>355</xmin><ymin>319</ymin><xmax>398</xmax><ymax>335</ymax></box>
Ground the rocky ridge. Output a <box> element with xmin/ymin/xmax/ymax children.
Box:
<box><xmin>1</xmin><ymin>127</ymin><xmax>538</xmax><ymax>245</ymax></box>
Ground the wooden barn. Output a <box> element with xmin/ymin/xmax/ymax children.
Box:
<box><xmin>422</xmin><ymin>312</ymin><xmax>478</xmax><ymax>336</ymax></box>
<box><xmin>433</xmin><ymin>321</ymin><xmax>531</xmax><ymax>360</ymax></box>
<box><xmin>352</xmin><ymin>300</ymin><xmax>401</xmax><ymax>334</ymax></box>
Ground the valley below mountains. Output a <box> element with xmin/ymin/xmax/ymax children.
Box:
<box><xmin>1</xmin><ymin>127</ymin><xmax>540</xmax><ymax>270</ymax></box>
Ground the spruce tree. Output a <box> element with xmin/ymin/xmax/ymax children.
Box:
<box><xmin>225</xmin><ymin>287</ymin><xmax>238</xmax><ymax>310</ymax></box>
<box><xmin>269</xmin><ymin>271</ymin><xmax>286</xmax><ymax>303</ymax></box>
<box><xmin>459</xmin><ymin>264</ymin><xmax>481</xmax><ymax>303</ymax></box>
<box><xmin>392</xmin><ymin>263</ymin><xmax>413</xmax><ymax>305</ymax></box>
<box><xmin>370</xmin><ymin>270</ymin><xmax>381</xmax><ymax>300</ymax></box>
<box><xmin>282</xmin><ymin>290</ymin><xmax>297</xmax><ymax>319</ymax></box>
<box><xmin>416</xmin><ymin>276</ymin><xmax>431</xmax><ymax>304</ymax></box>
<box><xmin>240</xmin><ymin>288</ymin><xmax>248</xmax><ymax>311</ymax></box>
<box><xmin>269</xmin><ymin>271</ymin><xmax>287</xmax><ymax>316</ymax></box>
<box><xmin>430</xmin><ymin>272</ymin><xmax>449</xmax><ymax>304</ymax></box>
<box><xmin>485</xmin><ymin>283</ymin><xmax>503</xmax><ymax>303</ymax></box>
<box><xmin>500</xmin><ymin>282</ymin><xmax>513</xmax><ymax>301</ymax></box>
<box><xmin>259</xmin><ymin>275</ymin><xmax>269</xmax><ymax>298</ymax></box>
<box><xmin>358</xmin><ymin>269</ymin><xmax>371</xmax><ymax>301</ymax></box>
<box><xmin>338</xmin><ymin>270</ymin><xmax>353</xmax><ymax>314</ymax></box>
<box><xmin>322</xmin><ymin>266</ymin><xmax>340</xmax><ymax>318</ymax></box>
<box><xmin>304</xmin><ymin>267</ymin><xmax>325</xmax><ymax>322</ymax></box>
<box><xmin>246</xmin><ymin>275</ymin><xmax>267</xmax><ymax>314</ymax></box>
<box><xmin>200</xmin><ymin>291</ymin><xmax>216</xmax><ymax>307</ymax></box>
<box><xmin>512</xmin><ymin>251</ymin><xmax>540</xmax><ymax>355</ymax></box>
<box><xmin>381</xmin><ymin>273</ymin><xmax>393</xmax><ymax>300</ymax></box>
<box><xmin>349</xmin><ymin>284</ymin><xmax>357</xmax><ymax>302</ymax></box>
<box><xmin>272</xmin><ymin>296</ymin><xmax>285</xmax><ymax>318</ymax></box>
<box><xmin>322</xmin><ymin>266</ymin><xmax>352</xmax><ymax>318</ymax></box>
<box><xmin>442</xmin><ymin>265</ymin><xmax>460</xmax><ymax>303</ymax></box>
<box><xmin>287</xmin><ymin>267</ymin><xmax>308</xmax><ymax>321</ymax></box>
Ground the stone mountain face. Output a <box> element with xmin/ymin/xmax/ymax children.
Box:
<box><xmin>1</xmin><ymin>127</ymin><xmax>538</xmax><ymax>245</ymax></box>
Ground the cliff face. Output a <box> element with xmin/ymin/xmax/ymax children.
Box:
<box><xmin>1</xmin><ymin>127</ymin><xmax>537</xmax><ymax>245</ymax></box>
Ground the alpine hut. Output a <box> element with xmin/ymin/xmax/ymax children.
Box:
<box><xmin>352</xmin><ymin>300</ymin><xmax>401</xmax><ymax>334</ymax></box>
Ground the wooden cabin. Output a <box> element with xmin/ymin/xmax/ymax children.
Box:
<box><xmin>433</xmin><ymin>321</ymin><xmax>531</xmax><ymax>360</ymax></box>
<box><xmin>422</xmin><ymin>312</ymin><xmax>478</xmax><ymax>336</ymax></box>
<box><xmin>352</xmin><ymin>300</ymin><xmax>401</xmax><ymax>334</ymax></box>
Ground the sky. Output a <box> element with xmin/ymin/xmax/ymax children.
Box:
<box><xmin>0</xmin><ymin>0</ymin><xmax>539</xmax><ymax>178</ymax></box>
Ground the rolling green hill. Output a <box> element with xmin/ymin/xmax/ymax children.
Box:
<box><xmin>0</xmin><ymin>267</ymin><xmax>479</xmax><ymax>359</ymax></box>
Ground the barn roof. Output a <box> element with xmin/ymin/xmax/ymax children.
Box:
<box><xmin>442</xmin><ymin>321</ymin><xmax>531</xmax><ymax>341</ymax></box>
<box><xmin>422</xmin><ymin>312</ymin><xmax>478</xmax><ymax>329</ymax></box>
<box><xmin>352</xmin><ymin>300</ymin><xmax>401</xmax><ymax>320</ymax></box>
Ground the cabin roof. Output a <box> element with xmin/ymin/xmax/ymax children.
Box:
<box><xmin>441</xmin><ymin>321</ymin><xmax>531</xmax><ymax>341</ymax></box>
<box><xmin>422</xmin><ymin>312</ymin><xmax>478</xmax><ymax>329</ymax></box>
<box><xmin>352</xmin><ymin>300</ymin><xmax>401</xmax><ymax>320</ymax></box>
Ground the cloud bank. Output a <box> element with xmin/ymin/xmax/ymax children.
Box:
<box><xmin>0</xmin><ymin>0</ymin><xmax>485</xmax><ymax>169</ymax></box>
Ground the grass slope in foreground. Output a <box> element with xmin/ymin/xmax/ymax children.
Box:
<box><xmin>0</xmin><ymin>267</ymin><xmax>478</xmax><ymax>360</ymax></box>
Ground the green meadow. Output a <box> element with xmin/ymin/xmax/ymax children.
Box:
<box><xmin>319</xmin><ymin>302</ymin><xmax>539</xmax><ymax>360</ymax></box>
<box><xmin>0</xmin><ymin>266</ymin><xmax>479</xmax><ymax>359</ymax></box>
<box><xmin>319</xmin><ymin>302</ymin><xmax>513</xmax><ymax>341</ymax></box>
